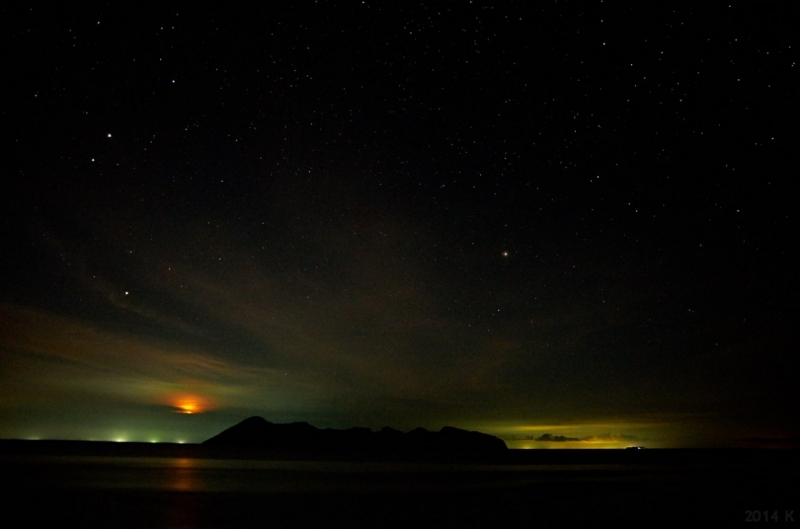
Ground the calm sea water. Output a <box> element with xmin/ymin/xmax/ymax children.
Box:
<box><xmin>2</xmin><ymin>454</ymin><xmax>660</xmax><ymax>493</ymax></box>
<box><xmin>1</xmin><ymin>449</ymin><xmax>796</xmax><ymax>527</ymax></box>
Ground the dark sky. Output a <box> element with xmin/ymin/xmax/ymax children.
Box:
<box><xmin>2</xmin><ymin>3</ymin><xmax>796</xmax><ymax>447</ymax></box>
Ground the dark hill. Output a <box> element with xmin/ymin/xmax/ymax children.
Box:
<box><xmin>203</xmin><ymin>417</ymin><xmax>506</xmax><ymax>451</ymax></box>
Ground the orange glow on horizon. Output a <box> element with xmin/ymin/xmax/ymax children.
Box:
<box><xmin>168</xmin><ymin>393</ymin><xmax>214</xmax><ymax>414</ymax></box>
<box><xmin>177</xmin><ymin>402</ymin><xmax>197</xmax><ymax>414</ymax></box>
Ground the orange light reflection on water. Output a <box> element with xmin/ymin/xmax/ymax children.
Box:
<box><xmin>169</xmin><ymin>458</ymin><xmax>199</xmax><ymax>491</ymax></box>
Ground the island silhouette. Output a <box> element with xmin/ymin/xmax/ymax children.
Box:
<box><xmin>203</xmin><ymin>416</ymin><xmax>507</xmax><ymax>451</ymax></box>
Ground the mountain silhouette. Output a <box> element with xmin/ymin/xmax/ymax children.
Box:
<box><xmin>203</xmin><ymin>417</ymin><xmax>507</xmax><ymax>451</ymax></box>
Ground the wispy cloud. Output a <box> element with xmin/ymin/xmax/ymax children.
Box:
<box><xmin>0</xmin><ymin>303</ymin><xmax>323</xmax><ymax>412</ymax></box>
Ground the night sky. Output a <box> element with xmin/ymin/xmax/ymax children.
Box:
<box><xmin>3</xmin><ymin>3</ymin><xmax>797</xmax><ymax>448</ymax></box>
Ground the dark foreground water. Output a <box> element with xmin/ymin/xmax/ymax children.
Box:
<box><xmin>1</xmin><ymin>442</ymin><xmax>796</xmax><ymax>527</ymax></box>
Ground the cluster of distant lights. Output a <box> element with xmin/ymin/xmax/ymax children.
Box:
<box><xmin>24</xmin><ymin>436</ymin><xmax>190</xmax><ymax>443</ymax></box>
<box><xmin>18</xmin><ymin>398</ymin><xmax>212</xmax><ymax>443</ymax></box>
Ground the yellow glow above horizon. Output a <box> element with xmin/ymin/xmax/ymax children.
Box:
<box><xmin>471</xmin><ymin>418</ymin><xmax>683</xmax><ymax>449</ymax></box>
<box><xmin>506</xmin><ymin>439</ymin><xmax>632</xmax><ymax>449</ymax></box>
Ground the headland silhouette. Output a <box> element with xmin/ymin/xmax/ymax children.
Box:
<box><xmin>202</xmin><ymin>416</ymin><xmax>508</xmax><ymax>452</ymax></box>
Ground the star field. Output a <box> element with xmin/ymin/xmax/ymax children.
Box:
<box><xmin>2</xmin><ymin>3</ymin><xmax>796</xmax><ymax>447</ymax></box>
